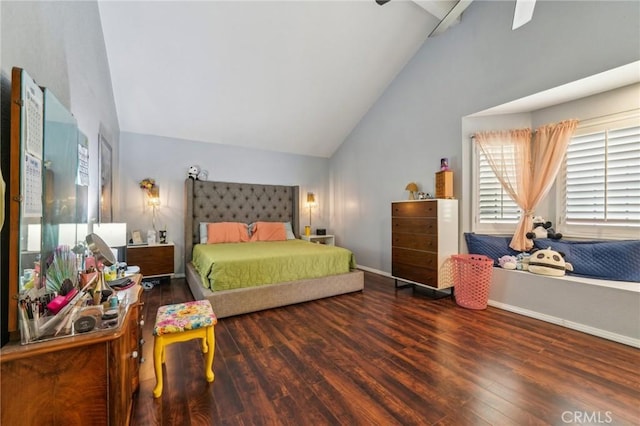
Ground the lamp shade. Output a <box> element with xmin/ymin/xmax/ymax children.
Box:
<box><xmin>405</xmin><ymin>182</ymin><xmax>418</xmax><ymax>192</ymax></box>
<box><xmin>307</xmin><ymin>192</ymin><xmax>316</xmax><ymax>205</ymax></box>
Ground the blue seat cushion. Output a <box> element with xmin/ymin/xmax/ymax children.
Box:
<box><xmin>533</xmin><ymin>239</ymin><xmax>640</xmax><ymax>282</ymax></box>
<box><xmin>464</xmin><ymin>233</ymin><xmax>521</xmax><ymax>266</ymax></box>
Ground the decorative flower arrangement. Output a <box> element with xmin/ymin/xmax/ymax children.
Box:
<box><xmin>140</xmin><ymin>178</ymin><xmax>160</xmax><ymax>208</ymax></box>
<box><xmin>139</xmin><ymin>178</ymin><xmax>156</xmax><ymax>191</ymax></box>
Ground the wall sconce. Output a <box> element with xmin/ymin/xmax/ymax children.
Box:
<box><xmin>139</xmin><ymin>178</ymin><xmax>160</xmax><ymax>232</ymax></box>
<box><xmin>306</xmin><ymin>192</ymin><xmax>316</xmax><ymax>236</ymax></box>
<box><xmin>147</xmin><ymin>186</ymin><xmax>160</xmax><ymax>232</ymax></box>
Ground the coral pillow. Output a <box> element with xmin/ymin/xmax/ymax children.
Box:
<box><xmin>250</xmin><ymin>222</ymin><xmax>287</xmax><ymax>242</ymax></box>
<box><xmin>207</xmin><ymin>222</ymin><xmax>250</xmax><ymax>244</ymax></box>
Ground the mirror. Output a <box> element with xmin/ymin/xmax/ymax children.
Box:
<box><xmin>4</xmin><ymin>68</ymin><xmax>88</xmax><ymax>339</ymax></box>
<box><xmin>86</xmin><ymin>233</ymin><xmax>116</xmax><ymax>267</ymax></box>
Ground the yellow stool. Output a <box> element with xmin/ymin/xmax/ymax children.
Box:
<box><xmin>152</xmin><ymin>299</ymin><xmax>217</xmax><ymax>398</ymax></box>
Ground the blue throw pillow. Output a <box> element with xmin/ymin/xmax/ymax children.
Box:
<box><xmin>533</xmin><ymin>239</ymin><xmax>640</xmax><ymax>282</ymax></box>
<box><xmin>464</xmin><ymin>233</ymin><xmax>522</xmax><ymax>265</ymax></box>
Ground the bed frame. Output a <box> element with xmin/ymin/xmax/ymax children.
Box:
<box><xmin>184</xmin><ymin>179</ymin><xmax>364</xmax><ymax>318</ymax></box>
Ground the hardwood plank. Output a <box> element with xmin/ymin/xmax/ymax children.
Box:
<box><xmin>132</xmin><ymin>272</ymin><xmax>640</xmax><ymax>426</ymax></box>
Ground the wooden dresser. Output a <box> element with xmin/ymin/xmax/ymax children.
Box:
<box><xmin>391</xmin><ymin>200</ymin><xmax>459</xmax><ymax>289</ymax></box>
<box><xmin>0</xmin><ymin>276</ymin><xmax>144</xmax><ymax>426</ymax></box>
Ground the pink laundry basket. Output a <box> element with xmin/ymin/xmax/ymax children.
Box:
<box><xmin>451</xmin><ymin>254</ymin><xmax>494</xmax><ymax>310</ymax></box>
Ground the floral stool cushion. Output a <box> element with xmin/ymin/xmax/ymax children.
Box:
<box><xmin>152</xmin><ymin>299</ymin><xmax>217</xmax><ymax>398</ymax></box>
<box><xmin>153</xmin><ymin>300</ymin><xmax>217</xmax><ymax>336</ymax></box>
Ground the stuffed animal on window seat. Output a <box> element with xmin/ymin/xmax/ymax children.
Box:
<box><xmin>498</xmin><ymin>255</ymin><xmax>518</xmax><ymax>270</ymax></box>
<box><xmin>528</xmin><ymin>247</ymin><xmax>573</xmax><ymax>277</ymax></box>
<box><xmin>526</xmin><ymin>216</ymin><xmax>562</xmax><ymax>240</ymax></box>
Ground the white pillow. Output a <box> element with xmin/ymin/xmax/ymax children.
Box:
<box><xmin>284</xmin><ymin>222</ymin><xmax>296</xmax><ymax>239</ymax></box>
<box><xmin>199</xmin><ymin>222</ymin><xmax>209</xmax><ymax>244</ymax></box>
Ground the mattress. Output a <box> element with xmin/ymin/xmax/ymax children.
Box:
<box><xmin>192</xmin><ymin>239</ymin><xmax>357</xmax><ymax>291</ymax></box>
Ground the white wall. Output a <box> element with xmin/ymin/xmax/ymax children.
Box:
<box><xmin>1</xmin><ymin>1</ymin><xmax>120</xmax><ymax>222</ymax></box>
<box><xmin>118</xmin><ymin>131</ymin><xmax>330</xmax><ymax>275</ymax></box>
<box><xmin>330</xmin><ymin>0</ymin><xmax>640</xmax><ymax>273</ymax></box>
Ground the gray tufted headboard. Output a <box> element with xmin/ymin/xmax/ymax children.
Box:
<box><xmin>184</xmin><ymin>179</ymin><xmax>300</xmax><ymax>263</ymax></box>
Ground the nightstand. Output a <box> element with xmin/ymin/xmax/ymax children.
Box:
<box><xmin>127</xmin><ymin>242</ymin><xmax>175</xmax><ymax>278</ymax></box>
<box><xmin>301</xmin><ymin>234</ymin><xmax>335</xmax><ymax>246</ymax></box>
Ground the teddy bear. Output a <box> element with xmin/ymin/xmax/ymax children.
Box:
<box><xmin>526</xmin><ymin>216</ymin><xmax>562</xmax><ymax>240</ymax></box>
<box><xmin>187</xmin><ymin>165</ymin><xmax>200</xmax><ymax>180</ymax></box>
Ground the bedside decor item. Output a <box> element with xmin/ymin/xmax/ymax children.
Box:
<box><xmin>435</xmin><ymin>170</ymin><xmax>453</xmax><ymax>199</ymax></box>
<box><xmin>131</xmin><ymin>230</ymin><xmax>143</xmax><ymax>245</ymax></box>
<box><xmin>316</xmin><ymin>228</ymin><xmax>326</xmax><ymax>235</ymax></box>
<box><xmin>306</xmin><ymin>192</ymin><xmax>316</xmax><ymax>233</ymax></box>
<box><xmin>405</xmin><ymin>182</ymin><xmax>418</xmax><ymax>200</ymax></box>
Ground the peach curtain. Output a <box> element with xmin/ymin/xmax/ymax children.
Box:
<box><xmin>475</xmin><ymin>119</ymin><xmax>578</xmax><ymax>251</ymax></box>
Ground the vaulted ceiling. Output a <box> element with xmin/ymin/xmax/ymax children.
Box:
<box><xmin>98</xmin><ymin>1</ymin><xmax>464</xmax><ymax>158</ymax></box>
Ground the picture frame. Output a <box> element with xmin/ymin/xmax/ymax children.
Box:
<box><xmin>131</xmin><ymin>230</ymin><xmax>143</xmax><ymax>245</ymax></box>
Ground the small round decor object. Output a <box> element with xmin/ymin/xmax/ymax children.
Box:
<box><xmin>74</xmin><ymin>316</ymin><xmax>97</xmax><ymax>333</ymax></box>
<box><xmin>102</xmin><ymin>309</ymin><xmax>119</xmax><ymax>321</ymax></box>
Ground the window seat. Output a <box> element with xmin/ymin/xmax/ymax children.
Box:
<box><xmin>464</xmin><ymin>233</ymin><xmax>640</xmax><ymax>283</ymax></box>
<box><xmin>463</xmin><ymin>233</ymin><xmax>640</xmax><ymax>347</ymax></box>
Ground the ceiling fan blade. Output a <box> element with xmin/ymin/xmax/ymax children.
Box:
<box><xmin>375</xmin><ymin>0</ymin><xmax>392</xmax><ymax>5</ymax></box>
<box><xmin>512</xmin><ymin>0</ymin><xmax>536</xmax><ymax>30</ymax></box>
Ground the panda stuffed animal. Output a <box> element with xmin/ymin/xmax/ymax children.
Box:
<box><xmin>187</xmin><ymin>165</ymin><xmax>200</xmax><ymax>180</ymax></box>
<box><xmin>526</xmin><ymin>216</ymin><xmax>562</xmax><ymax>240</ymax></box>
<box><xmin>528</xmin><ymin>247</ymin><xmax>573</xmax><ymax>277</ymax></box>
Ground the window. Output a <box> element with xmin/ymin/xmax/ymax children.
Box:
<box><xmin>559</xmin><ymin>111</ymin><xmax>640</xmax><ymax>239</ymax></box>
<box><xmin>473</xmin><ymin>145</ymin><xmax>521</xmax><ymax>234</ymax></box>
<box><xmin>472</xmin><ymin>110</ymin><xmax>640</xmax><ymax>240</ymax></box>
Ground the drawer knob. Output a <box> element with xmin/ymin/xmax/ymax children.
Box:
<box><xmin>140</xmin><ymin>338</ymin><xmax>145</xmax><ymax>345</ymax></box>
<box><xmin>131</xmin><ymin>351</ymin><xmax>139</xmax><ymax>359</ymax></box>
<box><xmin>139</xmin><ymin>319</ymin><xmax>145</xmax><ymax>326</ymax></box>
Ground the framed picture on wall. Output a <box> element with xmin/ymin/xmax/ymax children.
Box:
<box><xmin>99</xmin><ymin>133</ymin><xmax>112</xmax><ymax>223</ymax></box>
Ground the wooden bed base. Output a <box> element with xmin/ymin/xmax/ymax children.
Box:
<box><xmin>184</xmin><ymin>179</ymin><xmax>364</xmax><ymax>318</ymax></box>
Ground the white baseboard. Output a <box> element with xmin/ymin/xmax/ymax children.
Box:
<box><xmin>356</xmin><ymin>265</ymin><xmax>390</xmax><ymax>277</ymax></box>
<box><xmin>488</xmin><ymin>299</ymin><xmax>640</xmax><ymax>348</ymax></box>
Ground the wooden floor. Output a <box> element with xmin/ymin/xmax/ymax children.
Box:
<box><xmin>131</xmin><ymin>271</ymin><xmax>640</xmax><ymax>426</ymax></box>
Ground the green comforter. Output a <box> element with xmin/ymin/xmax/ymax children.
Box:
<box><xmin>192</xmin><ymin>239</ymin><xmax>357</xmax><ymax>291</ymax></box>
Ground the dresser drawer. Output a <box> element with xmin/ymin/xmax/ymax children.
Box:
<box><xmin>392</xmin><ymin>247</ymin><xmax>438</xmax><ymax>269</ymax></box>
<box><xmin>127</xmin><ymin>244</ymin><xmax>175</xmax><ymax>277</ymax></box>
<box><xmin>392</xmin><ymin>218</ymin><xmax>437</xmax><ymax>234</ymax></box>
<box><xmin>392</xmin><ymin>201</ymin><xmax>437</xmax><ymax>218</ymax></box>
<box><xmin>391</xmin><ymin>264</ymin><xmax>438</xmax><ymax>288</ymax></box>
<box><xmin>392</xmin><ymin>233</ymin><xmax>437</xmax><ymax>251</ymax></box>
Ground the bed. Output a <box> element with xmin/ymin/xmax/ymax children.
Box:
<box><xmin>184</xmin><ymin>179</ymin><xmax>364</xmax><ymax>318</ymax></box>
